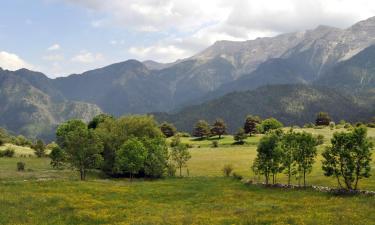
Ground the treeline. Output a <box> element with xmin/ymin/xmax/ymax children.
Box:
<box><xmin>51</xmin><ymin>114</ymin><xmax>190</xmax><ymax>180</ymax></box>
<box><xmin>252</xmin><ymin>126</ymin><xmax>373</xmax><ymax>191</ymax></box>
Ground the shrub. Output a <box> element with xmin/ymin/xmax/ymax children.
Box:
<box><xmin>315</xmin><ymin>134</ymin><xmax>324</xmax><ymax>145</ymax></box>
<box><xmin>17</xmin><ymin>162</ymin><xmax>25</xmax><ymax>171</ymax></box>
<box><xmin>329</xmin><ymin>122</ymin><xmax>335</xmax><ymax>130</ymax></box>
<box><xmin>212</xmin><ymin>140</ymin><xmax>219</xmax><ymax>148</ymax></box>
<box><xmin>167</xmin><ymin>163</ymin><xmax>176</xmax><ymax>177</ymax></box>
<box><xmin>233</xmin><ymin>128</ymin><xmax>247</xmax><ymax>144</ymax></box>
<box><xmin>0</xmin><ymin>148</ymin><xmax>15</xmax><ymax>158</ymax></box>
<box><xmin>222</xmin><ymin>164</ymin><xmax>233</xmax><ymax>177</ymax></box>
<box><xmin>367</xmin><ymin>123</ymin><xmax>375</xmax><ymax>128</ymax></box>
<box><xmin>232</xmin><ymin>172</ymin><xmax>243</xmax><ymax>180</ymax></box>
<box><xmin>344</xmin><ymin>123</ymin><xmax>352</xmax><ymax>129</ymax></box>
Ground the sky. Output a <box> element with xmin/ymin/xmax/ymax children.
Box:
<box><xmin>1</xmin><ymin>0</ymin><xmax>375</xmax><ymax>78</ymax></box>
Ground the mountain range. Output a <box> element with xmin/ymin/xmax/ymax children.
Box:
<box><xmin>1</xmin><ymin>16</ymin><xmax>375</xmax><ymax>139</ymax></box>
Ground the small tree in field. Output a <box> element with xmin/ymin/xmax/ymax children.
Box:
<box><xmin>280</xmin><ymin>130</ymin><xmax>298</xmax><ymax>185</ymax></box>
<box><xmin>294</xmin><ymin>132</ymin><xmax>318</xmax><ymax>187</ymax></box>
<box><xmin>244</xmin><ymin>115</ymin><xmax>261</xmax><ymax>136</ymax></box>
<box><xmin>160</xmin><ymin>122</ymin><xmax>177</xmax><ymax>138</ymax></box>
<box><xmin>193</xmin><ymin>120</ymin><xmax>210</xmax><ymax>139</ymax></box>
<box><xmin>322</xmin><ymin>127</ymin><xmax>373</xmax><ymax>190</ymax></box>
<box><xmin>234</xmin><ymin>128</ymin><xmax>247</xmax><ymax>144</ymax></box>
<box><xmin>33</xmin><ymin>139</ymin><xmax>46</xmax><ymax>158</ymax></box>
<box><xmin>211</xmin><ymin>119</ymin><xmax>227</xmax><ymax>139</ymax></box>
<box><xmin>252</xmin><ymin>130</ymin><xmax>283</xmax><ymax>184</ymax></box>
<box><xmin>56</xmin><ymin>120</ymin><xmax>103</xmax><ymax>181</ymax></box>
<box><xmin>49</xmin><ymin>146</ymin><xmax>65</xmax><ymax>169</ymax></box>
<box><xmin>315</xmin><ymin>112</ymin><xmax>331</xmax><ymax>126</ymax></box>
<box><xmin>171</xmin><ymin>140</ymin><xmax>191</xmax><ymax>177</ymax></box>
<box><xmin>259</xmin><ymin>118</ymin><xmax>283</xmax><ymax>133</ymax></box>
<box><xmin>116</xmin><ymin>138</ymin><xmax>147</xmax><ymax>181</ymax></box>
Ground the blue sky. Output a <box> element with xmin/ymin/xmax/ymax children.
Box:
<box><xmin>1</xmin><ymin>0</ymin><xmax>375</xmax><ymax>77</ymax></box>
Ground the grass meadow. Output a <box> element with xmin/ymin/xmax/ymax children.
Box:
<box><xmin>0</xmin><ymin>127</ymin><xmax>375</xmax><ymax>224</ymax></box>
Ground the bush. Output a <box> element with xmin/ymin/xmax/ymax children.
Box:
<box><xmin>212</xmin><ymin>140</ymin><xmax>219</xmax><ymax>148</ymax></box>
<box><xmin>222</xmin><ymin>164</ymin><xmax>233</xmax><ymax>177</ymax></box>
<box><xmin>329</xmin><ymin>122</ymin><xmax>335</xmax><ymax>130</ymax></box>
<box><xmin>232</xmin><ymin>172</ymin><xmax>243</xmax><ymax>180</ymax></box>
<box><xmin>0</xmin><ymin>148</ymin><xmax>15</xmax><ymax>158</ymax></box>
<box><xmin>167</xmin><ymin>163</ymin><xmax>176</xmax><ymax>177</ymax></box>
<box><xmin>315</xmin><ymin>134</ymin><xmax>325</xmax><ymax>145</ymax></box>
<box><xmin>17</xmin><ymin>162</ymin><xmax>25</xmax><ymax>171</ymax></box>
<box><xmin>344</xmin><ymin>123</ymin><xmax>352</xmax><ymax>129</ymax></box>
<box><xmin>367</xmin><ymin>123</ymin><xmax>375</xmax><ymax>128</ymax></box>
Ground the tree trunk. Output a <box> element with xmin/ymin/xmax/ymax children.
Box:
<box><xmin>303</xmin><ymin>169</ymin><xmax>306</xmax><ymax>187</ymax></box>
<box><xmin>179</xmin><ymin>166</ymin><xmax>182</xmax><ymax>177</ymax></box>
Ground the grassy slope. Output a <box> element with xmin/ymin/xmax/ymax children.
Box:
<box><xmin>0</xmin><ymin>127</ymin><xmax>375</xmax><ymax>224</ymax></box>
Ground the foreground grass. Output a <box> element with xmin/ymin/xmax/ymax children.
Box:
<box><xmin>1</xmin><ymin>177</ymin><xmax>375</xmax><ymax>225</ymax></box>
<box><xmin>0</xmin><ymin>127</ymin><xmax>375</xmax><ymax>224</ymax></box>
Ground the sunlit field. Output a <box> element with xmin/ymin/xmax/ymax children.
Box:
<box><xmin>0</xmin><ymin>127</ymin><xmax>375</xmax><ymax>224</ymax></box>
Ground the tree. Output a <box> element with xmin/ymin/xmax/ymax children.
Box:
<box><xmin>211</xmin><ymin>119</ymin><xmax>227</xmax><ymax>139</ymax></box>
<box><xmin>315</xmin><ymin>112</ymin><xmax>331</xmax><ymax>126</ymax></box>
<box><xmin>259</xmin><ymin>118</ymin><xmax>283</xmax><ymax>133</ymax></box>
<box><xmin>143</xmin><ymin>137</ymin><xmax>169</xmax><ymax>178</ymax></box>
<box><xmin>280</xmin><ymin>130</ymin><xmax>298</xmax><ymax>185</ymax></box>
<box><xmin>160</xmin><ymin>122</ymin><xmax>177</xmax><ymax>138</ymax></box>
<box><xmin>294</xmin><ymin>132</ymin><xmax>318</xmax><ymax>187</ymax></box>
<box><xmin>116</xmin><ymin>138</ymin><xmax>147</xmax><ymax>181</ymax></box>
<box><xmin>233</xmin><ymin>128</ymin><xmax>247</xmax><ymax>144</ymax></box>
<box><xmin>49</xmin><ymin>146</ymin><xmax>65</xmax><ymax>169</ymax></box>
<box><xmin>56</xmin><ymin>120</ymin><xmax>103</xmax><ymax>180</ymax></box>
<box><xmin>171</xmin><ymin>138</ymin><xmax>191</xmax><ymax>177</ymax></box>
<box><xmin>88</xmin><ymin>113</ymin><xmax>114</xmax><ymax>129</ymax></box>
<box><xmin>192</xmin><ymin>120</ymin><xmax>210</xmax><ymax>139</ymax></box>
<box><xmin>244</xmin><ymin>115</ymin><xmax>261</xmax><ymax>135</ymax></box>
<box><xmin>252</xmin><ymin>130</ymin><xmax>283</xmax><ymax>184</ymax></box>
<box><xmin>95</xmin><ymin>115</ymin><xmax>167</xmax><ymax>177</ymax></box>
<box><xmin>33</xmin><ymin>139</ymin><xmax>46</xmax><ymax>158</ymax></box>
<box><xmin>322</xmin><ymin>127</ymin><xmax>373</xmax><ymax>190</ymax></box>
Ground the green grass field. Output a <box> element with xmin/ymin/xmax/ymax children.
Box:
<box><xmin>0</xmin><ymin>127</ymin><xmax>375</xmax><ymax>224</ymax></box>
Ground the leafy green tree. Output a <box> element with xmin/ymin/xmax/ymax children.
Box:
<box><xmin>33</xmin><ymin>139</ymin><xmax>46</xmax><ymax>158</ymax></box>
<box><xmin>252</xmin><ymin>130</ymin><xmax>283</xmax><ymax>184</ymax></box>
<box><xmin>171</xmin><ymin>138</ymin><xmax>191</xmax><ymax>177</ymax></box>
<box><xmin>259</xmin><ymin>118</ymin><xmax>283</xmax><ymax>133</ymax></box>
<box><xmin>49</xmin><ymin>146</ymin><xmax>65</xmax><ymax>169</ymax></box>
<box><xmin>294</xmin><ymin>132</ymin><xmax>318</xmax><ymax>187</ymax></box>
<box><xmin>56</xmin><ymin>119</ymin><xmax>103</xmax><ymax>180</ymax></box>
<box><xmin>280</xmin><ymin>130</ymin><xmax>298</xmax><ymax>185</ymax></box>
<box><xmin>143</xmin><ymin>137</ymin><xmax>169</xmax><ymax>178</ymax></box>
<box><xmin>211</xmin><ymin>119</ymin><xmax>227</xmax><ymax>139</ymax></box>
<box><xmin>322</xmin><ymin>127</ymin><xmax>373</xmax><ymax>190</ymax></box>
<box><xmin>233</xmin><ymin>128</ymin><xmax>247</xmax><ymax>144</ymax></box>
<box><xmin>88</xmin><ymin>113</ymin><xmax>114</xmax><ymax>129</ymax></box>
<box><xmin>95</xmin><ymin>115</ymin><xmax>165</xmax><ymax>176</ymax></box>
<box><xmin>315</xmin><ymin>112</ymin><xmax>331</xmax><ymax>126</ymax></box>
<box><xmin>192</xmin><ymin>120</ymin><xmax>210</xmax><ymax>139</ymax></box>
<box><xmin>116</xmin><ymin>138</ymin><xmax>147</xmax><ymax>181</ymax></box>
<box><xmin>160</xmin><ymin>122</ymin><xmax>177</xmax><ymax>138</ymax></box>
<box><xmin>244</xmin><ymin>115</ymin><xmax>261</xmax><ymax>135</ymax></box>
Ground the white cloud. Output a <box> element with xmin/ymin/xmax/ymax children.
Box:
<box><xmin>71</xmin><ymin>51</ymin><xmax>104</xmax><ymax>64</ymax></box>
<box><xmin>47</xmin><ymin>44</ymin><xmax>61</xmax><ymax>51</ymax></box>
<box><xmin>63</xmin><ymin>0</ymin><xmax>375</xmax><ymax>62</ymax></box>
<box><xmin>0</xmin><ymin>51</ymin><xmax>33</xmax><ymax>71</ymax></box>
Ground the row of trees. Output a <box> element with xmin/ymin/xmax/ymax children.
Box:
<box><xmin>252</xmin><ymin>129</ymin><xmax>318</xmax><ymax>186</ymax></box>
<box><xmin>252</xmin><ymin>126</ymin><xmax>373</xmax><ymax>190</ymax></box>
